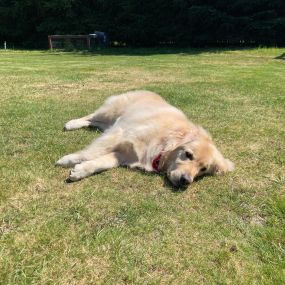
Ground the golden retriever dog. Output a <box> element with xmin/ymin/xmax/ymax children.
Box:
<box><xmin>56</xmin><ymin>90</ymin><xmax>234</xmax><ymax>187</ymax></box>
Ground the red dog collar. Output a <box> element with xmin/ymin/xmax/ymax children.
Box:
<box><xmin>152</xmin><ymin>154</ymin><xmax>162</xmax><ymax>172</ymax></box>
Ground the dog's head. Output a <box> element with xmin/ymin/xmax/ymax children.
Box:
<box><xmin>162</xmin><ymin>135</ymin><xmax>234</xmax><ymax>188</ymax></box>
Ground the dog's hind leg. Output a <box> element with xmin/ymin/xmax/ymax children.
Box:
<box><xmin>64</xmin><ymin>93</ymin><xmax>131</xmax><ymax>131</ymax></box>
<box><xmin>68</xmin><ymin>152</ymin><xmax>120</xmax><ymax>181</ymax></box>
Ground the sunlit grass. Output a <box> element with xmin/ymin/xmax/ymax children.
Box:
<box><xmin>0</xmin><ymin>48</ymin><xmax>284</xmax><ymax>284</ymax></box>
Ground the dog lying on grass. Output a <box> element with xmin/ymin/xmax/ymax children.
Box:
<box><xmin>56</xmin><ymin>90</ymin><xmax>234</xmax><ymax>187</ymax></box>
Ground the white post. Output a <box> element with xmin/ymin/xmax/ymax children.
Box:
<box><xmin>4</xmin><ymin>41</ymin><xmax>7</xmax><ymax>50</ymax></box>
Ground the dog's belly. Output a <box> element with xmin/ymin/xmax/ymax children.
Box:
<box><xmin>107</xmin><ymin>98</ymin><xmax>193</xmax><ymax>171</ymax></box>
<box><xmin>109</xmin><ymin>125</ymin><xmax>165</xmax><ymax>172</ymax></box>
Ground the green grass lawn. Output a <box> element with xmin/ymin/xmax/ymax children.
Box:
<box><xmin>0</xmin><ymin>48</ymin><xmax>284</xmax><ymax>284</ymax></box>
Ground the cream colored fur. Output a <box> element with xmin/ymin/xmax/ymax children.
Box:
<box><xmin>56</xmin><ymin>90</ymin><xmax>234</xmax><ymax>187</ymax></box>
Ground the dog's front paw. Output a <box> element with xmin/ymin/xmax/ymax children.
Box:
<box><xmin>69</xmin><ymin>164</ymin><xmax>88</xmax><ymax>181</ymax></box>
<box><xmin>56</xmin><ymin>154</ymin><xmax>81</xmax><ymax>168</ymax></box>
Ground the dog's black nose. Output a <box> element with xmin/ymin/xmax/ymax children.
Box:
<box><xmin>179</xmin><ymin>175</ymin><xmax>192</xmax><ymax>186</ymax></box>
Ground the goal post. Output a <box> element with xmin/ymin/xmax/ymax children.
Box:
<box><xmin>48</xmin><ymin>35</ymin><xmax>91</xmax><ymax>50</ymax></box>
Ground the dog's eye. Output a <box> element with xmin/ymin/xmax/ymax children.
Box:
<box><xmin>201</xmin><ymin>167</ymin><xmax>207</xmax><ymax>172</ymax></box>
<box><xmin>185</xmin><ymin>151</ymin><xmax>194</xmax><ymax>160</ymax></box>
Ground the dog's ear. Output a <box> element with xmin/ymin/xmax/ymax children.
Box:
<box><xmin>196</xmin><ymin>126</ymin><xmax>212</xmax><ymax>141</ymax></box>
<box><xmin>215</xmin><ymin>159</ymin><xmax>235</xmax><ymax>174</ymax></box>
<box><xmin>212</xmin><ymin>146</ymin><xmax>234</xmax><ymax>175</ymax></box>
<box><xmin>214</xmin><ymin>157</ymin><xmax>235</xmax><ymax>175</ymax></box>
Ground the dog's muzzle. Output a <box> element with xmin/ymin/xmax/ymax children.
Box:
<box><xmin>178</xmin><ymin>174</ymin><xmax>193</xmax><ymax>187</ymax></box>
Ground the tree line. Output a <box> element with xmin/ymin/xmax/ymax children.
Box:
<box><xmin>0</xmin><ymin>0</ymin><xmax>285</xmax><ymax>48</ymax></box>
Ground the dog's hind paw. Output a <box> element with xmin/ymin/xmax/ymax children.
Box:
<box><xmin>64</xmin><ymin>120</ymin><xmax>78</xmax><ymax>131</ymax></box>
<box><xmin>64</xmin><ymin>119</ymin><xmax>90</xmax><ymax>131</ymax></box>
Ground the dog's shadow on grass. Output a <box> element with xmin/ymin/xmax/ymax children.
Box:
<box><xmin>275</xmin><ymin>53</ymin><xmax>285</xmax><ymax>60</ymax></box>
<box><xmin>125</xmin><ymin>167</ymin><xmax>211</xmax><ymax>192</ymax></box>
<box><xmin>65</xmin><ymin>167</ymin><xmax>210</xmax><ymax>192</ymax></box>
<box><xmin>162</xmin><ymin>177</ymin><xmax>187</xmax><ymax>192</ymax></box>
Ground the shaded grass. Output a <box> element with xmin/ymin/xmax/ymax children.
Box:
<box><xmin>0</xmin><ymin>48</ymin><xmax>285</xmax><ymax>284</ymax></box>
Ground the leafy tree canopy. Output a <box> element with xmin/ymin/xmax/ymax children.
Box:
<box><xmin>0</xmin><ymin>0</ymin><xmax>284</xmax><ymax>47</ymax></box>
